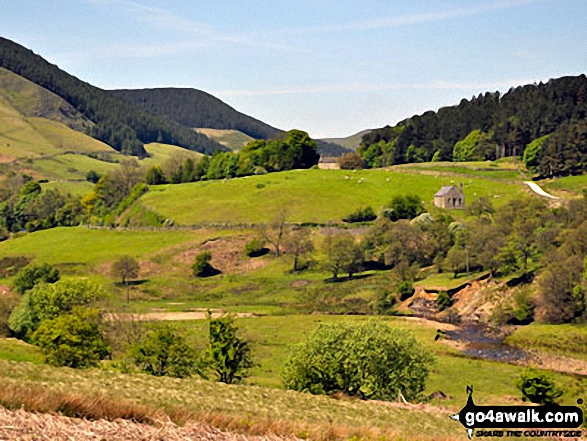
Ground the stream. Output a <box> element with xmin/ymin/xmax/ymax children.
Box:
<box><xmin>443</xmin><ymin>325</ymin><xmax>529</xmax><ymax>363</ymax></box>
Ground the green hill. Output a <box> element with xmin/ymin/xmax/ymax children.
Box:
<box><xmin>362</xmin><ymin>75</ymin><xmax>587</xmax><ymax>176</ymax></box>
<box><xmin>0</xmin><ymin>37</ymin><xmax>225</xmax><ymax>157</ymax></box>
<box><xmin>322</xmin><ymin>129</ymin><xmax>372</xmax><ymax>151</ymax></box>
<box><xmin>109</xmin><ymin>87</ymin><xmax>351</xmax><ymax>157</ymax></box>
<box><xmin>136</xmin><ymin>168</ymin><xmax>527</xmax><ymax>225</ymax></box>
<box><xmin>195</xmin><ymin>128</ymin><xmax>254</xmax><ymax>151</ymax></box>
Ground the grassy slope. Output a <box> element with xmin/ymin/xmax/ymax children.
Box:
<box><xmin>0</xmin><ymin>227</ymin><xmax>218</xmax><ymax>266</ymax></box>
<box><xmin>0</xmin><ymin>95</ymin><xmax>59</xmax><ymax>161</ymax></box>
<box><xmin>141</xmin><ymin>142</ymin><xmax>203</xmax><ymax>167</ymax></box>
<box><xmin>506</xmin><ymin>323</ymin><xmax>587</xmax><ymax>361</ymax></box>
<box><xmin>321</xmin><ymin>129</ymin><xmax>371</xmax><ymax>151</ymax></box>
<box><xmin>195</xmin><ymin>128</ymin><xmax>254</xmax><ymax>151</ymax></box>
<box><xmin>542</xmin><ymin>174</ymin><xmax>587</xmax><ymax>197</ymax></box>
<box><xmin>139</xmin><ymin>168</ymin><xmax>527</xmax><ymax>225</ymax></box>
<box><xmin>0</xmin><ymin>359</ymin><xmax>459</xmax><ymax>440</ymax></box>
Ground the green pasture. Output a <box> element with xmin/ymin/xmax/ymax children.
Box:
<box><xmin>395</xmin><ymin>160</ymin><xmax>526</xmax><ymax>181</ymax></box>
<box><xmin>0</xmin><ymin>226</ymin><xmax>217</xmax><ymax>267</ymax></box>
<box><xmin>195</xmin><ymin>128</ymin><xmax>254</xmax><ymax>151</ymax></box>
<box><xmin>141</xmin><ymin>142</ymin><xmax>203</xmax><ymax>167</ymax></box>
<box><xmin>138</xmin><ymin>168</ymin><xmax>527</xmax><ymax>225</ymax></box>
<box><xmin>542</xmin><ymin>174</ymin><xmax>587</xmax><ymax>197</ymax></box>
<box><xmin>32</xmin><ymin>153</ymin><xmax>120</xmax><ymax>180</ymax></box>
<box><xmin>41</xmin><ymin>180</ymin><xmax>94</xmax><ymax>196</ymax></box>
<box><xmin>506</xmin><ymin>322</ymin><xmax>587</xmax><ymax>361</ymax></box>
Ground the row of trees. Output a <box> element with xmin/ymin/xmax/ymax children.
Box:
<box><xmin>359</xmin><ymin>74</ymin><xmax>587</xmax><ymax>176</ymax></box>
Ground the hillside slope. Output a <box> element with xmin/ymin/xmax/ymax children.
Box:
<box><xmin>362</xmin><ymin>74</ymin><xmax>587</xmax><ymax>170</ymax></box>
<box><xmin>322</xmin><ymin>129</ymin><xmax>371</xmax><ymax>151</ymax></box>
<box><xmin>0</xmin><ymin>37</ymin><xmax>225</xmax><ymax>157</ymax></box>
<box><xmin>110</xmin><ymin>88</ymin><xmax>351</xmax><ymax>157</ymax></box>
<box><xmin>109</xmin><ymin>88</ymin><xmax>281</xmax><ymax>140</ymax></box>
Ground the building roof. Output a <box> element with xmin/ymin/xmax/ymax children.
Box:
<box><xmin>434</xmin><ymin>185</ymin><xmax>461</xmax><ymax>197</ymax></box>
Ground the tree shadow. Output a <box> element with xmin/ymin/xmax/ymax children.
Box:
<box><xmin>114</xmin><ymin>279</ymin><xmax>149</xmax><ymax>287</ymax></box>
<box><xmin>247</xmin><ymin>248</ymin><xmax>270</xmax><ymax>258</ymax></box>
<box><xmin>324</xmin><ymin>273</ymin><xmax>374</xmax><ymax>284</ymax></box>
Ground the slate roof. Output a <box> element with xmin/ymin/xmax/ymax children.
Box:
<box><xmin>434</xmin><ymin>185</ymin><xmax>461</xmax><ymax>197</ymax></box>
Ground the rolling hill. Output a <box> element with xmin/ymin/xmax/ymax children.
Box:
<box><xmin>0</xmin><ymin>37</ymin><xmax>225</xmax><ymax>157</ymax></box>
<box><xmin>322</xmin><ymin>129</ymin><xmax>372</xmax><ymax>151</ymax></box>
<box><xmin>109</xmin><ymin>87</ymin><xmax>351</xmax><ymax>157</ymax></box>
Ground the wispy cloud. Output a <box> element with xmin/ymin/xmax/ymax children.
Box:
<box><xmin>212</xmin><ymin>78</ymin><xmax>547</xmax><ymax>97</ymax></box>
<box><xmin>256</xmin><ymin>0</ymin><xmax>538</xmax><ymax>35</ymax></box>
<box><xmin>58</xmin><ymin>40</ymin><xmax>205</xmax><ymax>61</ymax></box>
<box><xmin>85</xmin><ymin>0</ymin><xmax>305</xmax><ymax>54</ymax></box>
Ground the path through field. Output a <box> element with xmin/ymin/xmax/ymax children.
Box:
<box><xmin>524</xmin><ymin>181</ymin><xmax>559</xmax><ymax>199</ymax></box>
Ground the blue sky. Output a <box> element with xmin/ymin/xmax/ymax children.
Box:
<box><xmin>2</xmin><ymin>0</ymin><xmax>587</xmax><ymax>138</ymax></box>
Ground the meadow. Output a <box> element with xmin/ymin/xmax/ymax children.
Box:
<box><xmin>195</xmin><ymin>128</ymin><xmax>254</xmax><ymax>151</ymax></box>
<box><xmin>138</xmin><ymin>168</ymin><xmax>528</xmax><ymax>225</ymax></box>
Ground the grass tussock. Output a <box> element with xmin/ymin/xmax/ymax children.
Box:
<box><xmin>0</xmin><ymin>384</ymin><xmax>156</xmax><ymax>424</ymax></box>
<box><xmin>0</xmin><ymin>382</ymin><xmax>459</xmax><ymax>440</ymax></box>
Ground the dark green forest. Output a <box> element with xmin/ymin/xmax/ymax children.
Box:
<box><xmin>360</xmin><ymin>75</ymin><xmax>587</xmax><ymax>177</ymax></box>
<box><xmin>109</xmin><ymin>88</ymin><xmax>282</xmax><ymax>140</ymax></box>
<box><xmin>111</xmin><ymin>88</ymin><xmax>350</xmax><ymax>157</ymax></box>
<box><xmin>0</xmin><ymin>37</ymin><xmax>225</xmax><ymax>157</ymax></box>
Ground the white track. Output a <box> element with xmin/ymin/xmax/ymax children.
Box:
<box><xmin>524</xmin><ymin>181</ymin><xmax>559</xmax><ymax>199</ymax></box>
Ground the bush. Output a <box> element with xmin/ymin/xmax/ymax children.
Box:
<box><xmin>338</xmin><ymin>152</ymin><xmax>366</xmax><ymax>170</ymax></box>
<box><xmin>206</xmin><ymin>315</ymin><xmax>253</xmax><ymax>384</ymax></box>
<box><xmin>9</xmin><ymin>279</ymin><xmax>106</xmax><ymax>338</ymax></box>
<box><xmin>192</xmin><ymin>251</ymin><xmax>220</xmax><ymax>277</ymax></box>
<box><xmin>384</xmin><ymin>195</ymin><xmax>424</xmax><ymax>221</ymax></box>
<box><xmin>244</xmin><ymin>238</ymin><xmax>267</xmax><ymax>257</ymax></box>
<box><xmin>342</xmin><ymin>206</ymin><xmax>377</xmax><ymax>223</ymax></box>
<box><xmin>516</xmin><ymin>368</ymin><xmax>563</xmax><ymax>405</ymax></box>
<box><xmin>130</xmin><ymin>325</ymin><xmax>198</xmax><ymax>378</ymax></box>
<box><xmin>32</xmin><ymin>307</ymin><xmax>110</xmax><ymax>368</ymax></box>
<box><xmin>436</xmin><ymin>291</ymin><xmax>453</xmax><ymax>311</ymax></box>
<box><xmin>371</xmin><ymin>289</ymin><xmax>397</xmax><ymax>315</ymax></box>
<box><xmin>13</xmin><ymin>263</ymin><xmax>60</xmax><ymax>294</ymax></box>
<box><xmin>397</xmin><ymin>280</ymin><xmax>415</xmax><ymax>301</ymax></box>
<box><xmin>282</xmin><ymin>320</ymin><xmax>434</xmax><ymax>401</ymax></box>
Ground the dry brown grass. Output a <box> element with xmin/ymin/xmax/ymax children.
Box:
<box><xmin>0</xmin><ymin>383</ymin><xmax>460</xmax><ymax>440</ymax></box>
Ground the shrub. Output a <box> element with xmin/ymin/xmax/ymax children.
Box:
<box><xmin>384</xmin><ymin>195</ymin><xmax>424</xmax><ymax>221</ymax></box>
<box><xmin>516</xmin><ymin>368</ymin><xmax>563</xmax><ymax>405</ymax></box>
<box><xmin>371</xmin><ymin>289</ymin><xmax>397</xmax><ymax>315</ymax></box>
<box><xmin>32</xmin><ymin>307</ymin><xmax>110</xmax><ymax>368</ymax></box>
<box><xmin>342</xmin><ymin>206</ymin><xmax>377</xmax><ymax>223</ymax></box>
<box><xmin>13</xmin><ymin>263</ymin><xmax>60</xmax><ymax>294</ymax></box>
<box><xmin>436</xmin><ymin>291</ymin><xmax>453</xmax><ymax>311</ymax></box>
<box><xmin>397</xmin><ymin>280</ymin><xmax>415</xmax><ymax>301</ymax></box>
<box><xmin>206</xmin><ymin>315</ymin><xmax>253</xmax><ymax>384</ymax></box>
<box><xmin>9</xmin><ymin>279</ymin><xmax>106</xmax><ymax>338</ymax></box>
<box><xmin>282</xmin><ymin>320</ymin><xmax>434</xmax><ymax>401</ymax></box>
<box><xmin>85</xmin><ymin>170</ymin><xmax>101</xmax><ymax>184</ymax></box>
<box><xmin>244</xmin><ymin>238</ymin><xmax>267</xmax><ymax>257</ymax></box>
<box><xmin>130</xmin><ymin>325</ymin><xmax>198</xmax><ymax>378</ymax></box>
<box><xmin>192</xmin><ymin>251</ymin><xmax>220</xmax><ymax>277</ymax></box>
<box><xmin>338</xmin><ymin>152</ymin><xmax>366</xmax><ymax>170</ymax></box>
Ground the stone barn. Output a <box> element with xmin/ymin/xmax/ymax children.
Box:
<box><xmin>433</xmin><ymin>184</ymin><xmax>465</xmax><ymax>209</ymax></box>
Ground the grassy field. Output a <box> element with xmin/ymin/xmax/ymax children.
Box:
<box><xmin>195</xmin><ymin>128</ymin><xmax>254</xmax><ymax>151</ymax></box>
<box><xmin>41</xmin><ymin>180</ymin><xmax>94</xmax><ymax>196</ymax></box>
<box><xmin>506</xmin><ymin>323</ymin><xmax>587</xmax><ymax>361</ymax></box>
<box><xmin>141</xmin><ymin>142</ymin><xmax>203</xmax><ymax>167</ymax></box>
<box><xmin>0</xmin><ymin>358</ymin><xmax>461</xmax><ymax>440</ymax></box>
<box><xmin>542</xmin><ymin>174</ymin><xmax>587</xmax><ymax>197</ymax></box>
<box><xmin>138</xmin><ymin>168</ymin><xmax>528</xmax><ymax>225</ymax></box>
<box><xmin>395</xmin><ymin>159</ymin><xmax>527</xmax><ymax>181</ymax></box>
<box><xmin>0</xmin><ymin>226</ymin><xmax>221</xmax><ymax>267</ymax></box>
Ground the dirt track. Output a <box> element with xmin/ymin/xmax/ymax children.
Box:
<box><xmin>0</xmin><ymin>407</ymin><xmax>295</xmax><ymax>440</ymax></box>
<box><xmin>105</xmin><ymin>310</ymin><xmax>256</xmax><ymax>322</ymax></box>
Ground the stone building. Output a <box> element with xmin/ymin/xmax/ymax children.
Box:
<box><xmin>433</xmin><ymin>184</ymin><xmax>465</xmax><ymax>209</ymax></box>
